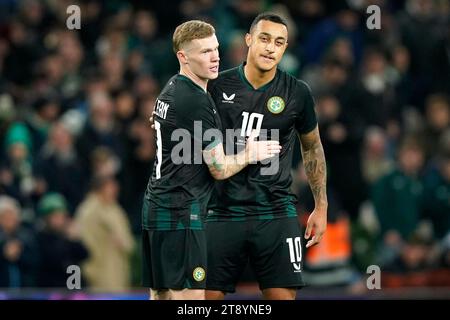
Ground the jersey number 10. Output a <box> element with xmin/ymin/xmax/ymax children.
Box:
<box><xmin>286</xmin><ymin>237</ymin><xmax>302</xmax><ymax>263</ymax></box>
<box><xmin>240</xmin><ymin>112</ymin><xmax>264</xmax><ymax>137</ymax></box>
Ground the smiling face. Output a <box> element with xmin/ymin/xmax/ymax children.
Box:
<box><xmin>245</xmin><ymin>19</ymin><xmax>288</xmax><ymax>72</ymax></box>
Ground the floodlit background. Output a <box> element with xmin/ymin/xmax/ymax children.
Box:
<box><xmin>0</xmin><ymin>0</ymin><xmax>449</xmax><ymax>299</ymax></box>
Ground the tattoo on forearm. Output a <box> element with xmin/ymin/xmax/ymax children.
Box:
<box><xmin>302</xmin><ymin>140</ymin><xmax>327</xmax><ymax>208</ymax></box>
<box><xmin>222</xmin><ymin>153</ymin><xmax>247</xmax><ymax>179</ymax></box>
<box><xmin>206</xmin><ymin>146</ymin><xmax>247</xmax><ymax>180</ymax></box>
<box><xmin>210</xmin><ymin>148</ymin><xmax>223</xmax><ymax>172</ymax></box>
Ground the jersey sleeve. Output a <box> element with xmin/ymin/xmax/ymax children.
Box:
<box><xmin>175</xmin><ymin>91</ymin><xmax>222</xmax><ymax>150</ymax></box>
<box><xmin>294</xmin><ymin>80</ymin><xmax>318</xmax><ymax>134</ymax></box>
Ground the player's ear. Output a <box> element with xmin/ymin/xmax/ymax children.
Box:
<box><xmin>177</xmin><ymin>50</ymin><xmax>188</xmax><ymax>64</ymax></box>
<box><xmin>245</xmin><ymin>33</ymin><xmax>252</xmax><ymax>47</ymax></box>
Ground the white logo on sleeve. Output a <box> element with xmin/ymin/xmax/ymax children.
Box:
<box><xmin>222</xmin><ymin>92</ymin><xmax>235</xmax><ymax>103</ymax></box>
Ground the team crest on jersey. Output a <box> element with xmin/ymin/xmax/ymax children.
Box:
<box><xmin>267</xmin><ymin>96</ymin><xmax>285</xmax><ymax>114</ymax></box>
<box><xmin>193</xmin><ymin>267</ymin><xmax>206</xmax><ymax>282</ymax></box>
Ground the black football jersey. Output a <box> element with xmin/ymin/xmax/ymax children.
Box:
<box><xmin>143</xmin><ymin>74</ymin><xmax>222</xmax><ymax>230</ymax></box>
<box><xmin>206</xmin><ymin>63</ymin><xmax>317</xmax><ymax>221</ymax></box>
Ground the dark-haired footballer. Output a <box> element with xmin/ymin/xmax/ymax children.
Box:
<box><xmin>205</xmin><ymin>13</ymin><xmax>328</xmax><ymax>300</ymax></box>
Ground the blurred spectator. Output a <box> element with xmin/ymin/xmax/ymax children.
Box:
<box><xmin>324</xmin><ymin>37</ymin><xmax>355</xmax><ymax>70</ymax></box>
<box><xmin>127</xmin><ymin>9</ymin><xmax>176</xmax><ymax>82</ymax></box>
<box><xmin>90</xmin><ymin>146</ymin><xmax>121</xmax><ymax>179</ymax></box>
<box><xmin>132</xmin><ymin>73</ymin><xmax>159</xmax><ymax>100</ymax></box>
<box><xmin>24</xmin><ymin>97</ymin><xmax>61</xmax><ymax>158</ymax></box>
<box><xmin>303</xmin><ymin>2</ymin><xmax>363</xmax><ymax>66</ymax></box>
<box><xmin>422</xmin><ymin>94</ymin><xmax>449</xmax><ymax>159</ymax></box>
<box><xmin>316</xmin><ymin>94</ymin><xmax>366</xmax><ymax>219</ymax></box>
<box><xmin>56</xmin><ymin>31</ymin><xmax>84</xmax><ymax>99</ymax></box>
<box><xmin>398</xmin><ymin>0</ymin><xmax>442</xmax><ymax>102</ymax></box>
<box><xmin>383</xmin><ymin>231</ymin><xmax>435</xmax><ymax>273</ymax></box>
<box><xmin>372</xmin><ymin>136</ymin><xmax>425</xmax><ymax>236</ymax></box>
<box><xmin>114</xmin><ymin>89</ymin><xmax>136</xmax><ymax>129</ymax></box>
<box><xmin>3</xmin><ymin>19</ymin><xmax>40</xmax><ymax>87</ymax></box>
<box><xmin>75</xmin><ymin>175</ymin><xmax>134</xmax><ymax>292</ymax></box>
<box><xmin>34</xmin><ymin>121</ymin><xmax>86</xmax><ymax>213</ymax></box>
<box><xmin>361</xmin><ymin>127</ymin><xmax>394</xmax><ymax>184</ymax></box>
<box><xmin>349</xmin><ymin>47</ymin><xmax>399</xmax><ymax>129</ymax></box>
<box><xmin>36</xmin><ymin>192</ymin><xmax>88</xmax><ymax>288</ymax></box>
<box><xmin>100</xmin><ymin>52</ymin><xmax>126</xmax><ymax>92</ymax></box>
<box><xmin>422</xmin><ymin>136</ymin><xmax>450</xmax><ymax>240</ymax></box>
<box><xmin>0</xmin><ymin>122</ymin><xmax>43</xmax><ymax>208</ymax></box>
<box><xmin>371</xmin><ymin>137</ymin><xmax>425</xmax><ymax>261</ymax></box>
<box><xmin>386</xmin><ymin>45</ymin><xmax>416</xmax><ymax>112</ymax></box>
<box><xmin>77</xmin><ymin>0</ymin><xmax>104</xmax><ymax>55</ymax></box>
<box><xmin>0</xmin><ymin>195</ymin><xmax>38</xmax><ymax>287</ymax></box>
<box><xmin>380</xmin><ymin>224</ymin><xmax>450</xmax><ymax>288</ymax></box>
<box><xmin>118</xmin><ymin>95</ymin><xmax>155</xmax><ymax>234</ymax></box>
<box><xmin>96</xmin><ymin>24</ymin><xmax>128</xmax><ymax>59</ymax></box>
<box><xmin>76</xmin><ymin>91</ymin><xmax>123</xmax><ymax>176</ymax></box>
<box><xmin>381</xmin><ymin>230</ymin><xmax>440</xmax><ymax>288</ymax></box>
<box><xmin>0</xmin><ymin>93</ymin><xmax>16</xmax><ymax>149</ymax></box>
<box><xmin>32</xmin><ymin>53</ymin><xmax>64</xmax><ymax>99</ymax></box>
<box><xmin>431</xmin><ymin>24</ymin><xmax>450</xmax><ymax>94</ymax></box>
<box><xmin>302</xmin><ymin>57</ymin><xmax>352</xmax><ymax>105</ymax></box>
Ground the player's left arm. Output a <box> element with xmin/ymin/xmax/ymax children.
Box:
<box><xmin>298</xmin><ymin>125</ymin><xmax>328</xmax><ymax>248</ymax></box>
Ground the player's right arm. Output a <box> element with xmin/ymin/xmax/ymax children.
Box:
<box><xmin>202</xmin><ymin>130</ymin><xmax>281</xmax><ymax>180</ymax></box>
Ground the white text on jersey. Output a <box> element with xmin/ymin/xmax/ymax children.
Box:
<box><xmin>155</xmin><ymin>99</ymin><xmax>170</xmax><ymax>119</ymax></box>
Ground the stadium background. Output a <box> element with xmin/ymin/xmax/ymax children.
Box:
<box><xmin>0</xmin><ymin>0</ymin><xmax>448</xmax><ymax>299</ymax></box>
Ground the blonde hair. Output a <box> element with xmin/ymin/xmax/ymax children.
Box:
<box><xmin>172</xmin><ymin>20</ymin><xmax>215</xmax><ymax>53</ymax></box>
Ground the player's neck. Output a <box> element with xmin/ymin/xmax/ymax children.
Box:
<box><xmin>179</xmin><ymin>67</ymin><xmax>208</xmax><ymax>92</ymax></box>
<box><xmin>244</xmin><ymin>62</ymin><xmax>277</xmax><ymax>90</ymax></box>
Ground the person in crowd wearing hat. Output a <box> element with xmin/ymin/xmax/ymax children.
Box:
<box><xmin>0</xmin><ymin>123</ymin><xmax>35</xmax><ymax>204</ymax></box>
<box><xmin>1</xmin><ymin>122</ymin><xmax>47</xmax><ymax>213</ymax></box>
<box><xmin>36</xmin><ymin>192</ymin><xmax>88</xmax><ymax>288</ymax></box>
